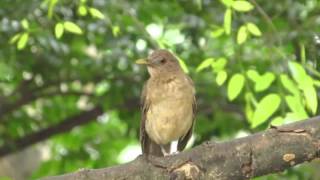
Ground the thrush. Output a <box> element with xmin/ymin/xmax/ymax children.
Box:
<box><xmin>136</xmin><ymin>49</ymin><xmax>196</xmax><ymax>157</ymax></box>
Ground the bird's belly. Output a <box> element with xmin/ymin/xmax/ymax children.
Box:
<box><xmin>146</xmin><ymin>98</ymin><xmax>193</xmax><ymax>145</ymax></box>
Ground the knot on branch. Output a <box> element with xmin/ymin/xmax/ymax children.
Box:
<box><xmin>170</xmin><ymin>161</ymin><xmax>202</xmax><ymax>180</ymax></box>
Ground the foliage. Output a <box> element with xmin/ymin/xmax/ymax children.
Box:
<box><xmin>0</xmin><ymin>0</ymin><xmax>319</xmax><ymax>179</ymax></box>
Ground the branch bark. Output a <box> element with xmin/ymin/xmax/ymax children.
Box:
<box><xmin>0</xmin><ymin>106</ymin><xmax>103</xmax><ymax>157</ymax></box>
<box><xmin>43</xmin><ymin>116</ymin><xmax>320</xmax><ymax>180</ymax></box>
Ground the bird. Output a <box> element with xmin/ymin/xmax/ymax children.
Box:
<box><xmin>136</xmin><ymin>49</ymin><xmax>196</xmax><ymax>157</ymax></box>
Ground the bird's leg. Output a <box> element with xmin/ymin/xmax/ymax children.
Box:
<box><xmin>170</xmin><ymin>141</ymin><xmax>180</xmax><ymax>154</ymax></box>
<box><xmin>160</xmin><ymin>143</ymin><xmax>171</xmax><ymax>156</ymax></box>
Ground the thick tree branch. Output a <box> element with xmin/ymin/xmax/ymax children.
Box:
<box><xmin>0</xmin><ymin>106</ymin><xmax>103</xmax><ymax>157</ymax></box>
<box><xmin>43</xmin><ymin>116</ymin><xmax>320</xmax><ymax>180</ymax></box>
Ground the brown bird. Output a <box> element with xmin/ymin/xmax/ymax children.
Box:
<box><xmin>136</xmin><ymin>49</ymin><xmax>196</xmax><ymax>157</ymax></box>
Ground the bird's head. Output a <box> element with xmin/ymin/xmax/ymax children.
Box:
<box><xmin>136</xmin><ymin>49</ymin><xmax>182</xmax><ymax>77</ymax></box>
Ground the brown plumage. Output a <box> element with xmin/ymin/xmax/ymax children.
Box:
<box><xmin>136</xmin><ymin>49</ymin><xmax>196</xmax><ymax>157</ymax></box>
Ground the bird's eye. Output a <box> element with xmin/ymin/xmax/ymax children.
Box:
<box><xmin>160</xmin><ymin>58</ymin><xmax>166</xmax><ymax>64</ymax></box>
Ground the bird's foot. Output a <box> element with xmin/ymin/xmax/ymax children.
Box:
<box><xmin>164</xmin><ymin>151</ymin><xmax>180</xmax><ymax>156</ymax></box>
<box><xmin>171</xmin><ymin>151</ymin><xmax>180</xmax><ymax>155</ymax></box>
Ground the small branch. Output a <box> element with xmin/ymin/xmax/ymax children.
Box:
<box><xmin>0</xmin><ymin>106</ymin><xmax>103</xmax><ymax>157</ymax></box>
<box><xmin>42</xmin><ymin>116</ymin><xmax>320</xmax><ymax>180</ymax></box>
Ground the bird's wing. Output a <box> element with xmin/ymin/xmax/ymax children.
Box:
<box><xmin>140</xmin><ymin>81</ymin><xmax>163</xmax><ymax>156</ymax></box>
<box><xmin>178</xmin><ymin>76</ymin><xmax>196</xmax><ymax>151</ymax></box>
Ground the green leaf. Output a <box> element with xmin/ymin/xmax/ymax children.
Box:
<box><xmin>288</xmin><ymin>61</ymin><xmax>309</xmax><ymax>86</ymax></box>
<box><xmin>303</xmin><ymin>86</ymin><xmax>318</xmax><ymax>114</ymax></box>
<box><xmin>211</xmin><ymin>28</ymin><xmax>225</xmax><ymax>38</ymax></box>
<box><xmin>196</xmin><ymin>58</ymin><xmax>214</xmax><ymax>72</ymax></box>
<box><xmin>227</xmin><ymin>73</ymin><xmax>245</xmax><ymax>101</ymax></box>
<box><xmin>247</xmin><ymin>70</ymin><xmax>275</xmax><ymax>91</ymax></box>
<box><xmin>220</xmin><ymin>0</ymin><xmax>234</xmax><ymax>7</ymax></box>
<box><xmin>9</xmin><ymin>33</ymin><xmax>21</xmax><ymax>44</ymax></box>
<box><xmin>78</xmin><ymin>5</ymin><xmax>87</xmax><ymax>16</ymax></box>
<box><xmin>63</xmin><ymin>21</ymin><xmax>83</xmax><ymax>34</ymax></box>
<box><xmin>300</xmin><ymin>43</ymin><xmax>306</xmax><ymax>64</ymax></box>
<box><xmin>112</xmin><ymin>26</ymin><xmax>120</xmax><ymax>37</ymax></box>
<box><xmin>211</xmin><ymin>57</ymin><xmax>227</xmax><ymax>72</ymax></box>
<box><xmin>284</xmin><ymin>112</ymin><xmax>307</xmax><ymax>122</ymax></box>
<box><xmin>314</xmin><ymin>79</ymin><xmax>320</xmax><ymax>87</ymax></box>
<box><xmin>89</xmin><ymin>8</ymin><xmax>105</xmax><ymax>19</ymax></box>
<box><xmin>216</xmin><ymin>70</ymin><xmax>227</xmax><ymax>86</ymax></box>
<box><xmin>17</xmin><ymin>33</ymin><xmax>29</xmax><ymax>50</ymax></box>
<box><xmin>245</xmin><ymin>102</ymin><xmax>253</xmax><ymax>122</ymax></box>
<box><xmin>232</xmin><ymin>0</ymin><xmax>254</xmax><ymax>12</ymax></box>
<box><xmin>246</xmin><ymin>22</ymin><xmax>261</xmax><ymax>36</ymax></box>
<box><xmin>178</xmin><ymin>58</ymin><xmax>189</xmax><ymax>74</ymax></box>
<box><xmin>270</xmin><ymin>116</ymin><xmax>284</xmax><ymax>126</ymax></box>
<box><xmin>237</xmin><ymin>25</ymin><xmax>247</xmax><ymax>44</ymax></box>
<box><xmin>95</xmin><ymin>81</ymin><xmax>110</xmax><ymax>96</ymax></box>
<box><xmin>224</xmin><ymin>8</ymin><xmax>232</xmax><ymax>35</ymax></box>
<box><xmin>246</xmin><ymin>69</ymin><xmax>259</xmax><ymax>82</ymax></box>
<box><xmin>251</xmin><ymin>94</ymin><xmax>281</xmax><ymax>128</ymax></box>
<box><xmin>55</xmin><ymin>23</ymin><xmax>64</xmax><ymax>39</ymax></box>
<box><xmin>21</xmin><ymin>19</ymin><xmax>29</xmax><ymax>29</ymax></box>
<box><xmin>285</xmin><ymin>95</ymin><xmax>308</xmax><ymax>118</ymax></box>
<box><xmin>254</xmin><ymin>72</ymin><xmax>275</xmax><ymax>92</ymax></box>
<box><xmin>48</xmin><ymin>0</ymin><xmax>58</xmax><ymax>19</ymax></box>
<box><xmin>280</xmin><ymin>74</ymin><xmax>299</xmax><ymax>95</ymax></box>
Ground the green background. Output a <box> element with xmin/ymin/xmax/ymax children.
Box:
<box><xmin>0</xmin><ymin>0</ymin><xmax>319</xmax><ymax>179</ymax></box>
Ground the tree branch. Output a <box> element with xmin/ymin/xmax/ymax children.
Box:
<box><xmin>0</xmin><ymin>106</ymin><xmax>103</xmax><ymax>157</ymax></box>
<box><xmin>43</xmin><ymin>116</ymin><xmax>320</xmax><ymax>180</ymax></box>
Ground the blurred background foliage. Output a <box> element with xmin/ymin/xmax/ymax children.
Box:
<box><xmin>0</xmin><ymin>0</ymin><xmax>319</xmax><ymax>179</ymax></box>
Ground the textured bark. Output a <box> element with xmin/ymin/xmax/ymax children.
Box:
<box><xmin>42</xmin><ymin>116</ymin><xmax>320</xmax><ymax>180</ymax></box>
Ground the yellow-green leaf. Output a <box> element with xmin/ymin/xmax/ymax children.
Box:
<box><xmin>251</xmin><ymin>94</ymin><xmax>281</xmax><ymax>128</ymax></box>
<box><xmin>303</xmin><ymin>86</ymin><xmax>318</xmax><ymax>114</ymax></box>
<box><xmin>89</xmin><ymin>7</ymin><xmax>105</xmax><ymax>19</ymax></box>
<box><xmin>224</xmin><ymin>8</ymin><xmax>232</xmax><ymax>35</ymax></box>
<box><xmin>232</xmin><ymin>0</ymin><xmax>254</xmax><ymax>12</ymax></box>
<box><xmin>227</xmin><ymin>73</ymin><xmax>245</xmax><ymax>101</ymax></box>
<box><xmin>63</xmin><ymin>21</ymin><xmax>83</xmax><ymax>34</ymax></box>
<box><xmin>280</xmin><ymin>74</ymin><xmax>299</xmax><ymax>95</ymax></box>
<box><xmin>254</xmin><ymin>72</ymin><xmax>275</xmax><ymax>92</ymax></box>
<box><xmin>196</xmin><ymin>58</ymin><xmax>214</xmax><ymax>72</ymax></box>
<box><xmin>211</xmin><ymin>57</ymin><xmax>227</xmax><ymax>72</ymax></box>
<box><xmin>78</xmin><ymin>5</ymin><xmax>87</xmax><ymax>16</ymax></box>
<box><xmin>112</xmin><ymin>26</ymin><xmax>120</xmax><ymax>37</ymax></box>
<box><xmin>270</xmin><ymin>116</ymin><xmax>284</xmax><ymax>126</ymax></box>
<box><xmin>216</xmin><ymin>70</ymin><xmax>227</xmax><ymax>86</ymax></box>
<box><xmin>245</xmin><ymin>92</ymin><xmax>255</xmax><ymax>122</ymax></box>
<box><xmin>237</xmin><ymin>25</ymin><xmax>247</xmax><ymax>44</ymax></box>
<box><xmin>55</xmin><ymin>23</ymin><xmax>64</xmax><ymax>39</ymax></box>
<box><xmin>21</xmin><ymin>19</ymin><xmax>29</xmax><ymax>29</ymax></box>
<box><xmin>285</xmin><ymin>95</ymin><xmax>308</xmax><ymax>118</ymax></box>
<box><xmin>300</xmin><ymin>43</ymin><xmax>306</xmax><ymax>64</ymax></box>
<box><xmin>48</xmin><ymin>0</ymin><xmax>58</xmax><ymax>19</ymax></box>
<box><xmin>9</xmin><ymin>33</ymin><xmax>21</xmax><ymax>44</ymax></box>
<box><xmin>246</xmin><ymin>69</ymin><xmax>259</xmax><ymax>82</ymax></box>
<box><xmin>288</xmin><ymin>61</ymin><xmax>308</xmax><ymax>85</ymax></box>
<box><xmin>17</xmin><ymin>33</ymin><xmax>29</xmax><ymax>50</ymax></box>
<box><xmin>246</xmin><ymin>22</ymin><xmax>261</xmax><ymax>36</ymax></box>
<box><xmin>284</xmin><ymin>112</ymin><xmax>307</xmax><ymax>122</ymax></box>
<box><xmin>178</xmin><ymin>58</ymin><xmax>189</xmax><ymax>74</ymax></box>
<box><xmin>220</xmin><ymin>0</ymin><xmax>234</xmax><ymax>7</ymax></box>
<box><xmin>211</xmin><ymin>28</ymin><xmax>225</xmax><ymax>38</ymax></box>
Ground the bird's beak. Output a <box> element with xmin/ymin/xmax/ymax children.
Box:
<box><xmin>135</xmin><ymin>58</ymin><xmax>149</xmax><ymax>65</ymax></box>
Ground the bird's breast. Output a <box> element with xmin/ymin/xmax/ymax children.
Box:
<box><xmin>145</xmin><ymin>77</ymin><xmax>194</xmax><ymax>145</ymax></box>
